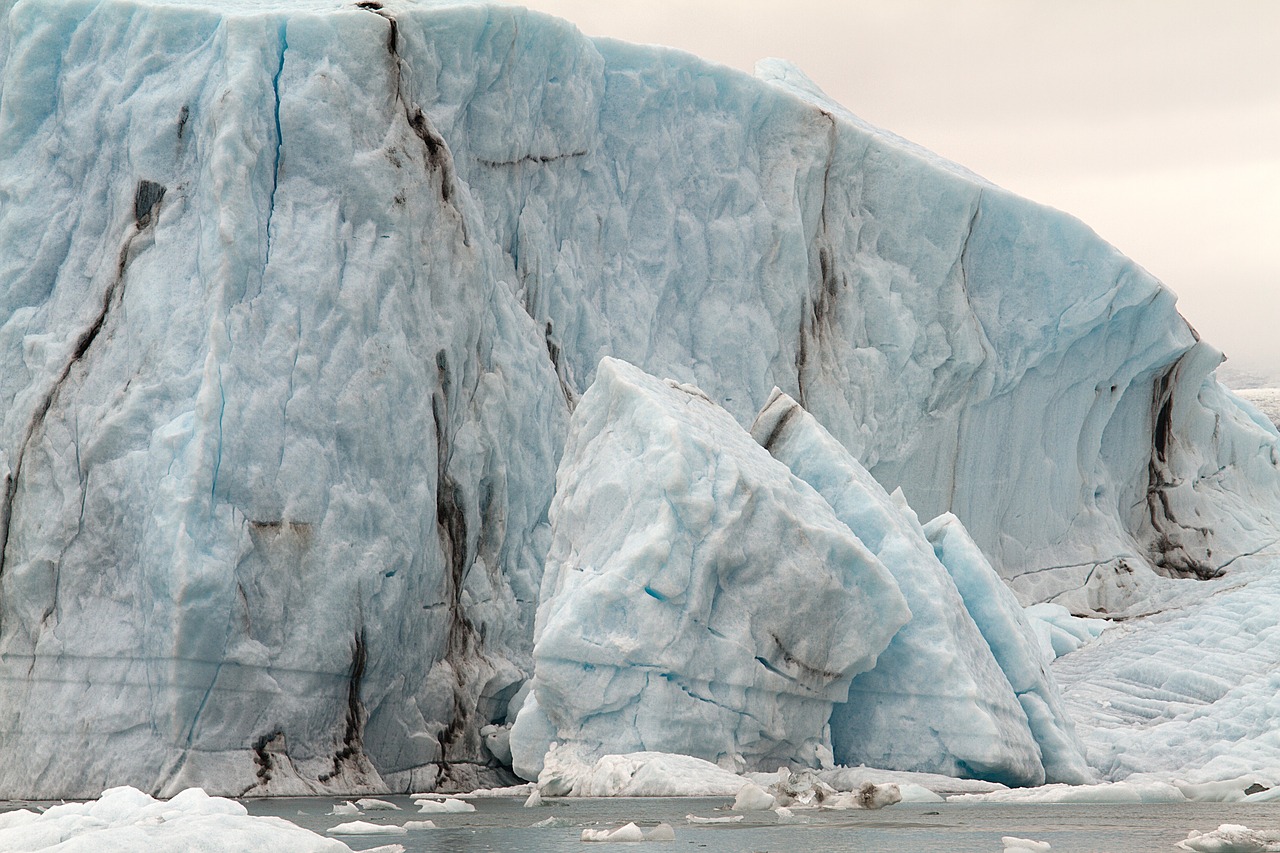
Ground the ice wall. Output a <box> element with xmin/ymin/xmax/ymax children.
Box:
<box><xmin>1</xmin><ymin>0</ymin><xmax>1278</xmax><ymax>797</ymax></box>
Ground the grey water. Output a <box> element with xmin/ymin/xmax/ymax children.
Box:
<box><xmin>246</xmin><ymin>795</ymin><xmax>1280</xmax><ymax>852</ymax></box>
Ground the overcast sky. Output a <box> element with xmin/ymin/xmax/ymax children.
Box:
<box><xmin>514</xmin><ymin>1</ymin><xmax>1280</xmax><ymax>383</ymax></box>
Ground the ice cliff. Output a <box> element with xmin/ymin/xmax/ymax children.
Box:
<box><xmin>1</xmin><ymin>0</ymin><xmax>1278</xmax><ymax>798</ymax></box>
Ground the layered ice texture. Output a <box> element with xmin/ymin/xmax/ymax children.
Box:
<box><xmin>511</xmin><ymin>359</ymin><xmax>908</xmax><ymax>776</ymax></box>
<box><xmin>1</xmin><ymin>0</ymin><xmax>1279</xmax><ymax>797</ymax></box>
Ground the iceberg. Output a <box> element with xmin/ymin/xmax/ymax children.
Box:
<box><xmin>510</xmin><ymin>358</ymin><xmax>908</xmax><ymax>776</ymax></box>
<box><xmin>751</xmin><ymin>389</ymin><xmax>1043</xmax><ymax>786</ymax></box>
<box><xmin>0</xmin><ymin>0</ymin><xmax>1277</xmax><ymax>797</ymax></box>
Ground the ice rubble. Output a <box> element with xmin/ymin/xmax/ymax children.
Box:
<box><xmin>511</xmin><ymin>358</ymin><xmax>908</xmax><ymax>776</ymax></box>
<box><xmin>0</xmin><ymin>786</ymin><xmax>351</xmax><ymax>852</ymax></box>
<box><xmin>0</xmin><ymin>0</ymin><xmax>1277</xmax><ymax>798</ymax></box>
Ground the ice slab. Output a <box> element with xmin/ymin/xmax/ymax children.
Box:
<box><xmin>924</xmin><ymin>512</ymin><xmax>1094</xmax><ymax>784</ymax></box>
<box><xmin>513</xmin><ymin>359</ymin><xmax>909</xmax><ymax>774</ymax></box>
<box><xmin>751</xmin><ymin>390</ymin><xmax>1043</xmax><ymax>786</ymax></box>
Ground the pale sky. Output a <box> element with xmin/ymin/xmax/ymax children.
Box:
<box><xmin>514</xmin><ymin>1</ymin><xmax>1280</xmax><ymax>384</ymax></box>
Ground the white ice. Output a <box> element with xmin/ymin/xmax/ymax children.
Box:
<box><xmin>327</xmin><ymin>821</ymin><xmax>407</xmax><ymax>836</ymax></box>
<box><xmin>353</xmin><ymin>798</ymin><xmax>399</xmax><ymax>811</ymax></box>
<box><xmin>412</xmin><ymin>798</ymin><xmax>473</xmax><ymax>814</ymax></box>
<box><xmin>1178</xmin><ymin>824</ymin><xmax>1280</xmax><ymax>853</ymax></box>
<box><xmin>581</xmin><ymin>822</ymin><xmax>674</xmax><ymax>843</ymax></box>
<box><xmin>536</xmin><ymin>747</ymin><xmax>752</xmax><ymax>798</ymax></box>
<box><xmin>512</xmin><ymin>359</ymin><xmax>908</xmax><ymax>776</ymax></box>
<box><xmin>1003</xmin><ymin>838</ymin><xmax>1052</xmax><ymax>853</ymax></box>
<box><xmin>0</xmin><ymin>786</ymin><xmax>351</xmax><ymax>852</ymax></box>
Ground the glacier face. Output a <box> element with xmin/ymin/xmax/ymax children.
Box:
<box><xmin>0</xmin><ymin>0</ymin><xmax>1277</xmax><ymax>797</ymax></box>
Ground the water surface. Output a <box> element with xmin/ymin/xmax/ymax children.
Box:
<box><xmin>246</xmin><ymin>795</ymin><xmax>1280</xmax><ymax>852</ymax></box>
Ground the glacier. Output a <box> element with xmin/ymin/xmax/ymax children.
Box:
<box><xmin>0</xmin><ymin>0</ymin><xmax>1278</xmax><ymax>798</ymax></box>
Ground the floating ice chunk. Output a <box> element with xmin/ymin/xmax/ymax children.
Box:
<box><xmin>401</xmin><ymin>821</ymin><xmax>436</xmax><ymax>831</ymax></box>
<box><xmin>516</xmin><ymin>359</ymin><xmax>909</xmax><ymax>775</ymax></box>
<box><xmin>949</xmin><ymin>780</ymin><xmax>1186</xmax><ymax>804</ymax></box>
<box><xmin>924</xmin><ymin>512</ymin><xmax>1093</xmax><ymax>784</ymax></box>
<box><xmin>1003</xmin><ymin>838</ymin><xmax>1052</xmax><ymax>853</ymax></box>
<box><xmin>685</xmin><ymin>814</ymin><xmax>743</xmax><ymax>824</ymax></box>
<box><xmin>1175</xmin><ymin>777</ymin><xmax>1275</xmax><ymax>803</ymax></box>
<box><xmin>732</xmin><ymin>783</ymin><xmax>778</xmax><ymax>811</ymax></box>
<box><xmin>751</xmin><ymin>390</ymin><xmax>1043</xmax><ymax>787</ymax></box>
<box><xmin>523</xmin><ymin>787</ymin><xmax>543</xmax><ymax>808</ymax></box>
<box><xmin>530</xmin><ymin>816</ymin><xmax>568</xmax><ymax>828</ymax></box>
<box><xmin>354</xmin><ymin>798</ymin><xmax>400</xmax><ymax>811</ymax></box>
<box><xmin>765</xmin><ymin>769</ymin><xmax>901</xmax><ymax>810</ymax></box>
<box><xmin>0</xmin><ymin>786</ymin><xmax>350</xmax><ymax>852</ymax></box>
<box><xmin>538</xmin><ymin>747</ymin><xmax>749</xmax><ymax>797</ymax></box>
<box><xmin>328</xmin><ymin>802</ymin><xmax>362</xmax><ymax>816</ymax></box>
<box><xmin>583</xmin><ymin>819</ymin><xmax>680</xmax><ymax>835</ymax></box>
<box><xmin>581</xmin><ymin>822</ymin><xmax>645</xmax><ymax>842</ymax></box>
<box><xmin>645</xmin><ymin>823</ymin><xmax>676</xmax><ymax>841</ymax></box>
<box><xmin>854</xmin><ymin>781</ymin><xmax>902</xmax><ymax>810</ymax></box>
<box><xmin>327</xmin><ymin>821</ymin><xmax>408</xmax><ymax>836</ymax></box>
<box><xmin>463</xmin><ymin>783</ymin><xmax>535</xmax><ymax>798</ymax></box>
<box><xmin>413</xmin><ymin>798</ymin><xmax>474</xmax><ymax>814</ymax></box>
<box><xmin>1177</xmin><ymin>824</ymin><xmax>1280</xmax><ymax>853</ymax></box>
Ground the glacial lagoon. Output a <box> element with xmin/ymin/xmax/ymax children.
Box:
<box><xmin>236</xmin><ymin>795</ymin><xmax>1280</xmax><ymax>852</ymax></box>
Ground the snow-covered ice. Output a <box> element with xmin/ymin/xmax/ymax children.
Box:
<box><xmin>353</xmin><ymin>798</ymin><xmax>398</xmax><ymax>811</ymax></box>
<box><xmin>0</xmin><ymin>786</ymin><xmax>351</xmax><ymax>852</ymax></box>
<box><xmin>327</xmin><ymin>821</ymin><xmax>406</xmax><ymax>836</ymax></box>
<box><xmin>1003</xmin><ymin>838</ymin><xmax>1052</xmax><ymax>853</ymax></box>
<box><xmin>412</xmin><ymin>797</ymin><xmax>473</xmax><ymax>814</ymax></box>
<box><xmin>1177</xmin><ymin>824</ymin><xmax>1280</xmax><ymax>853</ymax></box>
<box><xmin>535</xmin><ymin>747</ymin><xmax>754</xmax><ymax>798</ymax></box>
<box><xmin>512</xmin><ymin>359</ymin><xmax>909</xmax><ymax>775</ymax></box>
<box><xmin>948</xmin><ymin>780</ymin><xmax>1187</xmax><ymax>804</ymax></box>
